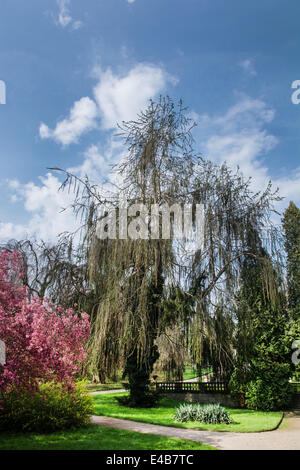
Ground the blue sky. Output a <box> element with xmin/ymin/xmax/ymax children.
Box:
<box><xmin>0</xmin><ymin>0</ymin><xmax>299</xmax><ymax>241</ymax></box>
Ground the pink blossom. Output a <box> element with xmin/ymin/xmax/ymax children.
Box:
<box><xmin>0</xmin><ymin>250</ymin><xmax>91</xmax><ymax>394</ymax></box>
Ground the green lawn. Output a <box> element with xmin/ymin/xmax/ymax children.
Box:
<box><xmin>0</xmin><ymin>425</ymin><xmax>215</xmax><ymax>450</ymax></box>
<box><xmin>93</xmin><ymin>393</ymin><xmax>283</xmax><ymax>432</ymax></box>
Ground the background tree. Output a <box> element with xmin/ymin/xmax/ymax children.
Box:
<box><xmin>282</xmin><ymin>201</ymin><xmax>300</xmax><ymax>381</ymax></box>
<box><xmin>2</xmin><ymin>238</ymin><xmax>98</xmax><ymax>314</ymax></box>
<box><xmin>282</xmin><ymin>201</ymin><xmax>300</xmax><ymax>319</ymax></box>
<box><xmin>230</xmin><ymin>247</ymin><xmax>292</xmax><ymax>410</ymax></box>
<box><xmin>0</xmin><ymin>249</ymin><xmax>90</xmax><ymax>395</ymax></box>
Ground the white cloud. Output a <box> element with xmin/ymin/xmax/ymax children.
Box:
<box><xmin>93</xmin><ymin>64</ymin><xmax>176</xmax><ymax>129</ymax></box>
<box><xmin>67</xmin><ymin>144</ymin><xmax>110</xmax><ymax>183</ymax></box>
<box><xmin>56</xmin><ymin>0</ymin><xmax>83</xmax><ymax>30</ymax></box>
<box><xmin>0</xmin><ymin>135</ymin><xmax>129</xmax><ymax>242</ymax></box>
<box><xmin>4</xmin><ymin>92</ymin><xmax>300</xmax><ymax>243</ymax></box>
<box><xmin>275</xmin><ymin>168</ymin><xmax>300</xmax><ymax>201</ymax></box>
<box><xmin>39</xmin><ymin>97</ymin><xmax>98</xmax><ymax>146</ymax></box>
<box><xmin>239</xmin><ymin>59</ymin><xmax>257</xmax><ymax>76</ymax></box>
<box><xmin>57</xmin><ymin>0</ymin><xmax>71</xmax><ymax>27</ymax></box>
<box><xmin>6</xmin><ymin>62</ymin><xmax>176</xmax><ymax>241</ymax></box>
<box><xmin>0</xmin><ymin>173</ymin><xmax>78</xmax><ymax>242</ymax></box>
<box><xmin>40</xmin><ymin>63</ymin><xmax>176</xmax><ymax>145</ymax></box>
<box><xmin>127</xmin><ymin>0</ymin><xmax>136</xmax><ymax>3</ymax></box>
<box><xmin>67</xmin><ymin>138</ymin><xmax>128</xmax><ymax>189</ymax></box>
<box><xmin>194</xmin><ymin>95</ymin><xmax>300</xmax><ymax>211</ymax></box>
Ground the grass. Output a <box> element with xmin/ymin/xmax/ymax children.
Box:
<box><xmin>183</xmin><ymin>367</ymin><xmax>199</xmax><ymax>380</ymax></box>
<box><xmin>183</xmin><ymin>366</ymin><xmax>212</xmax><ymax>380</ymax></box>
<box><xmin>0</xmin><ymin>425</ymin><xmax>215</xmax><ymax>450</ymax></box>
<box><xmin>93</xmin><ymin>393</ymin><xmax>283</xmax><ymax>433</ymax></box>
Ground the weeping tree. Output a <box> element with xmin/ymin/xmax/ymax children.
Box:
<box><xmin>154</xmin><ymin>287</ymin><xmax>196</xmax><ymax>381</ymax></box>
<box><xmin>1</xmin><ymin>238</ymin><xmax>96</xmax><ymax>312</ymax></box>
<box><xmin>154</xmin><ymin>325</ymin><xmax>187</xmax><ymax>381</ymax></box>
<box><xmin>55</xmin><ymin>97</ymin><xmax>196</xmax><ymax>405</ymax></box>
<box><xmin>54</xmin><ymin>96</ymin><xmax>282</xmax><ymax>407</ymax></box>
<box><xmin>183</xmin><ymin>159</ymin><xmax>282</xmax><ymax>381</ymax></box>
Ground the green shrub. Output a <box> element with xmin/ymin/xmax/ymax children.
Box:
<box><xmin>245</xmin><ymin>362</ymin><xmax>293</xmax><ymax>411</ymax></box>
<box><xmin>197</xmin><ymin>404</ymin><xmax>232</xmax><ymax>424</ymax></box>
<box><xmin>0</xmin><ymin>381</ymin><xmax>93</xmax><ymax>433</ymax></box>
<box><xmin>174</xmin><ymin>403</ymin><xmax>199</xmax><ymax>422</ymax></box>
<box><xmin>174</xmin><ymin>403</ymin><xmax>231</xmax><ymax>424</ymax></box>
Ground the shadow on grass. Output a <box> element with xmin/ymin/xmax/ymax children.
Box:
<box><xmin>0</xmin><ymin>424</ymin><xmax>215</xmax><ymax>450</ymax></box>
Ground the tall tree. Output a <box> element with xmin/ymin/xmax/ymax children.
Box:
<box><xmin>56</xmin><ymin>96</ymin><xmax>281</xmax><ymax>406</ymax></box>
<box><xmin>230</xmin><ymin>247</ymin><xmax>292</xmax><ymax>410</ymax></box>
<box><xmin>282</xmin><ymin>201</ymin><xmax>300</xmax><ymax>382</ymax></box>
<box><xmin>282</xmin><ymin>201</ymin><xmax>300</xmax><ymax>319</ymax></box>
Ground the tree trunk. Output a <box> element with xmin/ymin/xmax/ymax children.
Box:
<box><xmin>125</xmin><ymin>344</ymin><xmax>159</xmax><ymax>407</ymax></box>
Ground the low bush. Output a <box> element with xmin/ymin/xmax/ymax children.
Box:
<box><xmin>230</xmin><ymin>361</ymin><xmax>293</xmax><ymax>411</ymax></box>
<box><xmin>174</xmin><ymin>403</ymin><xmax>231</xmax><ymax>424</ymax></box>
<box><xmin>174</xmin><ymin>403</ymin><xmax>198</xmax><ymax>422</ymax></box>
<box><xmin>0</xmin><ymin>381</ymin><xmax>93</xmax><ymax>433</ymax></box>
<box><xmin>197</xmin><ymin>404</ymin><xmax>232</xmax><ymax>424</ymax></box>
<box><xmin>245</xmin><ymin>362</ymin><xmax>293</xmax><ymax>411</ymax></box>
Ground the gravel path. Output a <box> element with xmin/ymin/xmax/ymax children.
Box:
<box><xmin>89</xmin><ymin>389</ymin><xmax>126</xmax><ymax>396</ymax></box>
<box><xmin>91</xmin><ymin>413</ymin><xmax>300</xmax><ymax>450</ymax></box>
<box><xmin>183</xmin><ymin>373</ymin><xmax>213</xmax><ymax>383</ymax></box>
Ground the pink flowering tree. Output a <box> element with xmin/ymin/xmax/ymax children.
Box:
<box><xmin>0</xmin><ymin>250</ymin><xmax>91</xmax><ymax>395</ymax></box>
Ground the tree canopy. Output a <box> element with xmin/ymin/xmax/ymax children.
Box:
<box><xmin>54</xmin><ymin>96</ymin><xmax>283</xmax><ymax>405</ymax></box>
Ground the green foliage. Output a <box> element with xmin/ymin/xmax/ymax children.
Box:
<box><xmin>231</xmin><ymin>247</ymin><xmax>292</xmax><ymax>410</ymax></box>
<box><xmin>230</xmin><ymin>356</ymin><xmax>293</xmax><ymax>411</ymax></box>
<box><xmin>282</xmin><ymin>201</ymin><xmax>300</xmax><ymax>318</ymax></box>
<box><xmin>174</xmin><ymin>403</ymin><xmax>231</xmax><ymax>424</ymax></box>
<box><xmin>0</xmin><ymin>381</ymin><xmax>93</xmax><ymax>433</ymax></box>
<box><xmin>174</xmin><ymin>403</ymin><xmax>198</xmax><ymax>422</ymax></box>
<box><xmin>245</xmin><ymin>362</ymin><xmax>293</xmax><ymax>411</ymax></box>
<box><xmin>197</xmin><ymin>404</ymin><xmax>232</xmax><ymax>424</ymax></box>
